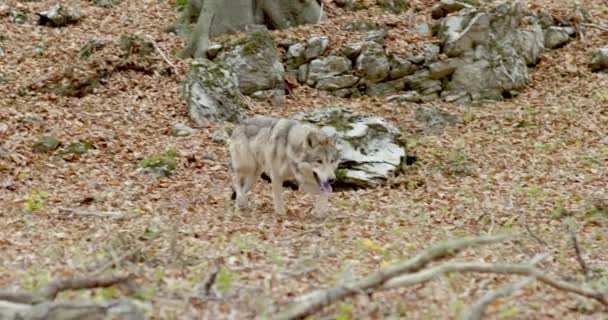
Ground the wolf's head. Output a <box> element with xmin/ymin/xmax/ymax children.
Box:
<box><xmin>293</xmin><ymin>130</ymin><xmax>340</xmax><ymax>193</ymax></box>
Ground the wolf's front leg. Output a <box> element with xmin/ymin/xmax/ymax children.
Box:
<box><xmin>271</xmin><ymin>177</ymin><xmax>286</xmax><ymax>215</ymax></box>
<box><xmin>313</xmin><ymin>191</ymin><xmax>330</xmax><ymax>217</ymax></box>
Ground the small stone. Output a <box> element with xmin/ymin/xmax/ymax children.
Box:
<box><xmin>590</xmin><ymin>47</ymin><xmax>608</xmax><ymax>72</ymax></box>
<box><xmin>423</xmin><ymin>43</ymin><xmax>441</xmax><ymax>64</ymax></box>
<box><xmin>428</xmin><ymin>60</ymin><xmax>456</xmax><ymax>80</ymax></box>
<box><xmin>211</xmin><ymin>130</ymin><xmax>228</xmax><ymax>144</ymax></box>
<box><xmin>306</xmin><ymin>56</ymin><xmax>352</xmax><ymax>86</ymax></box>
<box><xmin>316</xmin><ymin>75</ymin><xmax>359</xmax><ymax>91</ymax></box>
<box><xmin>340</xmin><ymin>42</ymin><xmax>364</xmax><ymax>60</ymax></box>
<box><xmin>365</xmin><ymin>79</ymin><xmax>405</xmax><ymax>96</ymax></box>
<box><xmin>431</xmin><ymin>0</ymin><xmax>472</xmax><ymax>19</ymax></box>
<box><xmin>389</xmin><ymin>55</ymin><xmax>414</xmax><ymax>79</ymax></box>
<box><xmin>304</xmin><ymin>36</ymin><xmax>329</xmax><ymax>61</ymax></box>
<box><xmin>286</xmin><ymin>42</ymin><xmax>306</xmax><ymax>68</ymax></box>
<box><xmin>206</xmin><ymin>44</ymin><xmax>223</xmax><ymax>60</ymax></box>
<box><xmin>173</xmin><ymin>123</ymin><xmax>196</xmax><ymax>137</ymax></box>
<box><xmin>415</xmin><ymin>106</ymin><xmax>460</xmax><ymax>128</ymax></box>
<box><xmin>297</xmin><ymin>63</ymin><xmax>309</xmax><ymax>83</ymax></box>
<box><xmin>33</xmin><ymin>136</ymin><xmax>61</xmax><ymax>153</ymax></box>
<box><xmin>544</xmin><ymin>26</ymin><xmax>571</xmax><ymax>49</ymax></box>
<box><xmin>414</xmin><ymin>23</ymin><xmax>431</xmax><ymax>35</ymax></box>
<box><xmin>37</xmin><ymin>4</ymin><xmax>82</xmax><ymax>27</ymax></box>
<box><xmin>366</xmin><ymin>30</ymin><xmax>386</xmax><ymax>44</ymax></box>
<box><xmin>331</xmin><ymin>88</ymin><xmax>354</xmax><ymax>98</ymax></box>
<box><xmin>387</xmin><ymin>91</ymin><xmax>422</xmax><ymax>103</ymax></box>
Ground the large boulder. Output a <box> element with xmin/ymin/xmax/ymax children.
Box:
<box><xmin>291</xmin><ymin>107</ymin><xmax>406</xmax><ymax>188</ymax></box>
<box><xmin>184</xmin><ymin>59</ymin><xmax>245</xmax><ymax>125</ymax></box>
<box><xmin>215</xmin><ymin>27</ymin><xmax>285</xmax><ymax>95</ymax></box>
<box><xmin>437</xmin><ymin>1</ymin><xmax>545</xmax><ymax>102</ymax></box>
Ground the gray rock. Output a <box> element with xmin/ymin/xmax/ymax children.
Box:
<box><xmin>511</xmin><ymin>24</ymin><xmax>544</xmax><ymax>65</ymax></box>
<box><xmin>590</xmin><ymin>47</ymin><xmax>608</xmax><ymax>72</ymax></box>
<box><xmin>206</xmin><ymin>44</ymin><xmax>223</xmax><ymax>60</ymax></box>
<box><xmin>291</xmin><ymin>107</ymin><xmax>406</xmax><ymax>188</ymax></box>
<box><xmin>33</xmin><ymin>136</ymin><xmax>61</xmax><ymax>153</ymax></box>
<box><xmin>407</xmin><ymin>55</ymin><xmax>425</xmax><ymax>64</ymax></box>
<box><xmin>250</xmin><ymin>89</ymin><xmax>286</xmax><ymax>107</ymax></box>
<box><xmin>414</xmin><ymin>23</ymin><xmax>431</xmax><ymax>35</ymax></box>
<box><xmin>331</xmin><ymin>88</ymin><xmax>354</xmax><ymax>98</ymax></box>
<box><xmin>439</xmin><ymin>12</ymin><xmax>491</xmax><ymax>57</ymax></box>
<box><xmin>355</xmin><ymin>42</ymin><xmax>390</xmax><ymax>83</ymax></box>
<box><xmin>306</xmin><ymin>56</ymin><xmax>352</xmax><ymax>86</ymax></box>
<box><xmin>428</xmin><ymin>60</ymin><xmax>457</xmax><ymax>80</ymax></box>
<box><xmin>37</xmin><ymin>4</ymin><xmax>82</xmax><ymax>27</ymax></box>
<box><xmin>436</xmin><ymin>2</ymin><xmax>539</xmax><ymax>102</ymax></box>
<box><xmin>297</xmin><ymin>63</ymin><xmax>309</xmax><ymax>83</ymax></box>
<box><xmin>544</xmin><ymin>26</ymin><xmax>571</xmax><ymax>49</ymax></box>
<box><xmin>536</xmin><ymin>12</ymin><xmax>555</xmax><ymax>28</ymax></box>
<box><xmin>423</xmin><ymin>43</ymin><xmax>441</xmax><ymax>63</ymax></box>
<box><xmin>173</xmin><ymin>123</ymin><xmax>197</xmax><ymax>137</ymax></box>
<box><xmin>366</xmin><ymin>30</ymin><xmax>387</xmax><ymax>44</ymax></box>
<box><xmin>340</xmin><ymin>42</ymin><xmax>364</xmax><ymax>60</ymax></box>
<box><xmin>215</xmin><ymin>27</ymin><xmax>285</xmax><ymax>95</ymax></box>
<box><xmin>184</xmin><ymin>59</ymin><xmax>244</xmax><ymax>125</ymax></box>
<box><xmin>415</xmin><ymin>106</ymin><xmax>460</xmax><ymax>128</ymax></box>
<box><xmin>211</xmin><ymin>130</ymin><xmax>228</xmax><ymax>144</ymax></box>
<box><xmin>316</xmin><ymin>75</ymin><xmax>360</xmax><ymax>91</ymax></box>
<box><xmin>389</xmin><ymin>55</ymin><xmax>414</xmax><ymax>79</ymax></box>
<box><xmin>95</xmin><ymin>0</ymin><xmax>117</xmax><ymax>8</ymax></box>
<box><xmin>304</xmin><ymin>36</ymin><xmax>330</xmax><ymax>61</ymax></box>
<box><xmin>387</xmin><ymin>91</ymin><xmax>422</xmax><ymax>103</ymax></box>
<box><xmin>431</xmin><ymin>0</ymin><xmax>473</xmax><ymax>19</ymax></box>
<box><xmin>365</xmin><ymin>78</ymin><xmax>406</xmax><ymax>96</ymax></box>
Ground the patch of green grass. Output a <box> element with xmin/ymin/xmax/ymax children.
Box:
<box><xmin>138</xmin><ymin>149</ymin><xmax>177</xmax><ymax>177</ymax></box>
<box><xmin>175</xmin><ymin>0</ymin><xmax>187</xmax><ymax>7</ymax></box>
<box><xmin>23</xmin><ymin>190</ymin><xmax>49</xmax><ymax>213</ymax></box>
<box><xmin>336</xmin><ymin>303</ymin><xmax>353</xmax><ymax>320</ymax></box>
<box><xmin>216</xmin><ymin>268</ymin><xmax>233</xmax><ymax>293</ymax></box>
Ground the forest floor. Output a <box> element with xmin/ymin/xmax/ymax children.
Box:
<box><xmin>0</xmin><ymin>0</ymin><xmax>607</xmax><ymax>319</ymax></box>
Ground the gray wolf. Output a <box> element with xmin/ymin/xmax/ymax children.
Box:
<box><xmin>228</xmin><ymin>116</ymin><xmax>339</xmax><ymax>215</ymax></box>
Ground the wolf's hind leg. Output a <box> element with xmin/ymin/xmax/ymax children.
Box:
<box><xmin>233</xmin><ymin>171</ymin><xmax>257</xmax><ymax>210</ymax></box>
<box><xmin>270</xmin><ymin>171</ymin><xmax>286</xmax><ymax>215</ymax></box>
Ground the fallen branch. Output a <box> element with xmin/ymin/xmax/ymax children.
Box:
<box><xmin>462</xmin><ymin>276</ymin><xmax>536</xmax><ymax>320</ymax></box>
<box><xmin>0</xmin><ymin>274</ymin><xmax>132</xmax><ymax>304</ymax></box>
<box><xmin>270</xmin><ymin>234</ymin><xmax>517</xmax><ymax>320</ymax></box>
<box><xmin>568</xmin><ymin>225</ymin><xmax>590</xmax><ymax>281</ymax></box>
<box><xmin>0</xmin><ymin>299</ymin><xmax>142</xmax><ymax>320</ymax></box>
<box><xmin>581</xmin><ymin>23</ymin><xmax>608</xmax><ymax>32</ymax></box>
<box><xmin>146</xmin><ymin>35</ymin><xmax>180</xmax><ymax>77</ymax></box>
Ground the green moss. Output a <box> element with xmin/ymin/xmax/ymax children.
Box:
<box><xmin>58</xmin><ymin>141</ymin><xmax>96</xmax><ymax>158</ymax></box>
<box><xmin>175</xmin><ymin>0</ymin><xmax>187</xmax><ymax>7</ymax></box>
<box><xmin>380</xmin><ymin>0</ymin><xmax>409</xmax><ymax>14</ymax></box>
<box><xmin>335</xmin><ymin>168</ymin><xmax>348</xmax><ymax>182</ymax></box>
<box><xmin>33</xmin><ymin>136</ymin><xmax>61</xmax><ymax>153</ymax></box>
<box><xmin>138</xmin><ymin>150</ymin><xmax>177</xmax><ymax>177</ymax></box>
<box><xmin>233</xmin><ymin>29</ymin><xmax>274</xmax><ymax>56</ymax></box>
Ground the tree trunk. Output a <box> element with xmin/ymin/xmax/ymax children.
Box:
<box><xmin>178</xmin><ymin>0</ymin><xmax>325</xmax><ymax>59</ymax></box>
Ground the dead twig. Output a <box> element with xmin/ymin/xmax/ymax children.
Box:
<box><xmin>568</xmin><ymin>225</ymin><xmax>590</xmax><ymax>281</ymax></box>
<box><xmin>0</xmin><ymin>274</ymin><xmax>132</xmax><ymax>304</ymax></box>
<box><xmin>270</xmin><ymin>234</ymin><xmax>517</xmax><ymax>320</ymax></box>
<box><xmin>581</xmin><ymin>23</ymin><xmax>608</xmax><ymax>32</ymax></box>
<box><xmin>462</xmin><ymin>276</ymin><xmax>536</xmax><ymax>320</ymax></box>
<box><xmin>518</xmin><ymin>209</ymin><xmax>547</xmax><ymax>245</ymax></box>
<box><xmin>146</xmin><ymin>35</ymin><xmax>180</xmax><ymax>77</ymax></box>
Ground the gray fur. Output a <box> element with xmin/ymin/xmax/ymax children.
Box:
<box><xmin>229</xmin><ymin>116</ymin><xmax>339</xmax><ymax>215</ymax></box>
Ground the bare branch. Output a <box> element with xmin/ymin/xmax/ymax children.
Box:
<box><xmin>270</xmin><ymin>234</ymin><xmax>517</xmax><ymax>320</ymax></box>
<box><xmin>0</xmin><ymin>274</ymin><xmax>132</xmax><ymax>304</ymax></box>
<box><xmin>581</xmin><ymin>23</ymin><xmax>608</xmax><ymax>32</ymax></box>
<box><xmin>568</xmin><ymin>225</ymin><xmax>590</xmax><ymax>281</ymax></box>
<box><xmin>461</xmin><ymin>254</ymin><xmax>545</xmax><ymax>320</ymax></box>
<box><xmin>463</xmin><ymin>277</ymin><xmax>535</xmax><ymax>320</ymax></box>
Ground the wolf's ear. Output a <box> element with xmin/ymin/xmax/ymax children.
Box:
<box><xmin>306</xmin><ymin>132</ymin><xmax>318</xmax><ymax>149</ymax></box>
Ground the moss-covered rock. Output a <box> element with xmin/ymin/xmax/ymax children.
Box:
<box><xmin>33</xmin><ymin>136</ymin><xmax>61</xmax><ymax>153</ymax></box>
<box><xmin>291</xmin><ymin>107</ymin><xmax>406</xmax><ymax>188</ymax></box>
<box><xmin>138</xmin><ymin>150</ymin><xmax>177</xmax><ymax>177</ymax></box>
<box><xmin>183</xmin><ymin>58</ymin><xmax>245</xmax><ymax>124</ymax></box>
<box><xmin>214</xmin><ymin>26</ymin><xmax>285</xmax><ymax>95</ymax></box>
<box><xmin>58</xmin><ymin>141</ymin><xmax>96</xmax><ymax>159</ymax></box>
